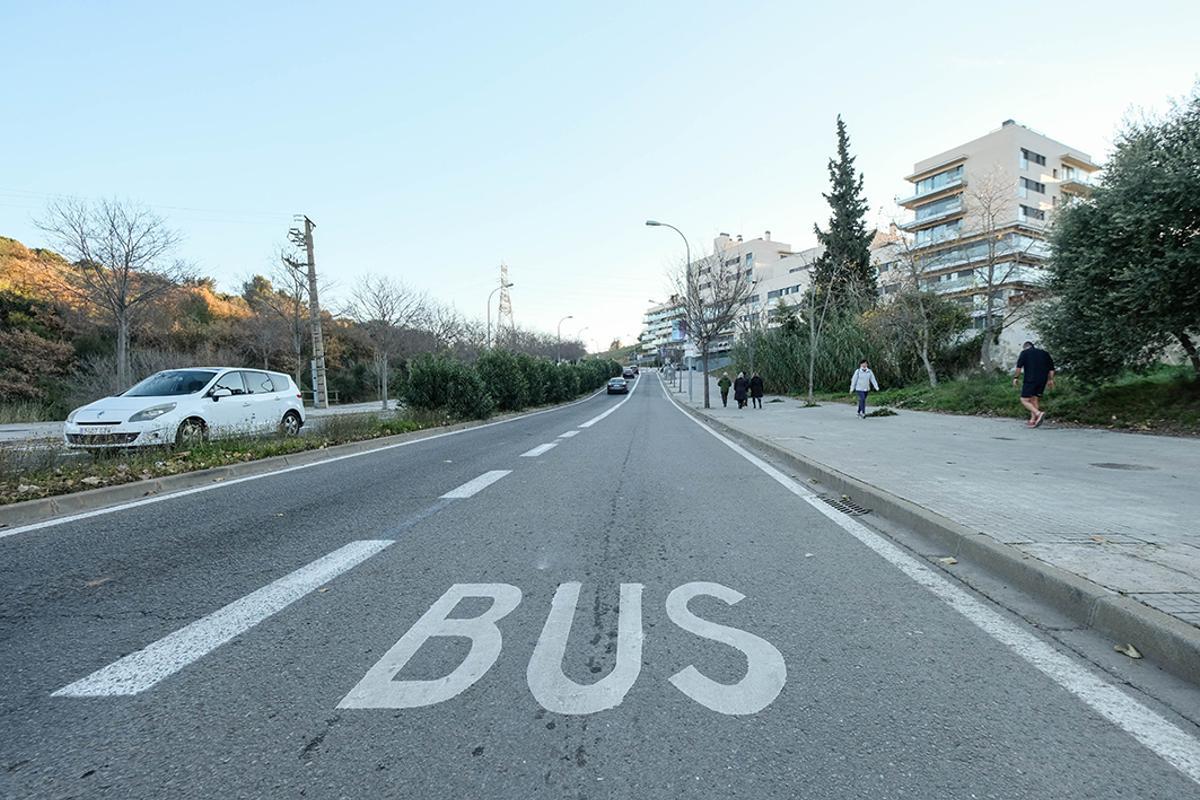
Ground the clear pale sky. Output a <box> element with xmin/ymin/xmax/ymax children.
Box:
<box><xmin>2</xmin><ymin>1</ymin><xmax>1196</xmax><ymax>352</ymax></box>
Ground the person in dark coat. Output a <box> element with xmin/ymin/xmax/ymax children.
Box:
<box><xmin>717</xmin><ymin>373</ymin><xmax>732</xmax><ymax>407</ymax></box>
<box><xmin>749</xmin><ymin>372</ymin><xmax>764</xmax><ymax>409</ymax></box>
<box><xmin>733</xmin><ymin>372</ymin><xmax>749</xmax><ymax>409</ymax></box>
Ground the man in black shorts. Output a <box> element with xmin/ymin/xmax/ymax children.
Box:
<box><xmin>1013</xmin><ymin>341</ymin><xmax>1055</xmax><ymax>427</ymax></box>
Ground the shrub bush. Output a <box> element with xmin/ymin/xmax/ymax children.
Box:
<box><xmin>475</xmin><ymin>349</ymin><xmax>529</xmax><ymax>411</ymax></box>
<box><xmin>404</xmin><ymin>354</ymin><xmax>494</xmax><ymax>420</ymax></box>
<box><xmin>514</xmin><ymin>353</ymin><xmax>545</xmax><ymax>406</ymax></box>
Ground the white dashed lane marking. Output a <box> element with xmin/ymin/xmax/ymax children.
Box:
<box><xmin>440</xmin><ymin>470</ymin><xmax>512</xmax><ymax>499</ymax></box>
<box><xmin>520</xmin><ymin>443</ymin><xmax>558</xmax><ymax>457</ymax></box>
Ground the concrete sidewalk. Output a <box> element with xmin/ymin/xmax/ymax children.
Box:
<box><xmin>671</xmin><ymin>372</ymin><xmax>1200</xmax><ymax>636</ymax></box>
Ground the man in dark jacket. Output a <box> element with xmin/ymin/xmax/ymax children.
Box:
<box><xmin>733</xmin><ymin>372</ymin><xmax>749</xmax><ymax>409</ymax></box>
<box><xmin>1013</xmin><ymin>341</ymin><xmax>1055</xmax><ymax>427</ymax></box>
<box><xmin>717</xmin><ymin>373</ymin><xmax>732</xmax><ymax>407</ymax></box>
<box><xmin>749</xmin><ymin>372</ymin><xmax>764</xmax><ymax>409</ymax></box>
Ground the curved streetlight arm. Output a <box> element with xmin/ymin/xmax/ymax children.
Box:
<box><xmin>556</xmin><ymin>315</ymin><xmax>574</xmax><ymax>363</ymax></box>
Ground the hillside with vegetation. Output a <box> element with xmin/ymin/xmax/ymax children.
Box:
<box><xmin>0</xmin><ymin>231</ymin><xmax>590</xmax><ymax>421</ymax></box>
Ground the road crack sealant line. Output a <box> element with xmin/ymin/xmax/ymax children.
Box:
<box><xmin>0</xmin><ymin>387</ymin><xmax>609</xmax><ymax>541</ymax></box>
<box><xmin>657</xmin><ymin>377</ymin><xmax>1200</xmax><ymax>786</ymax></box>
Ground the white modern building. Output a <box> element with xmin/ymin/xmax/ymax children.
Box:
<box><xmin>638</xmin><ymin>230</ymin><xmax>895</xmax><ymax>363</ymax></box>
<box><xmin>882</xmin><ymin>120</ymin><xmax>1102</xmax><ymax>328</ymax></box>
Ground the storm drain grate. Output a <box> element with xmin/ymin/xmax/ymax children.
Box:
<box><xmin>817</xmin><ymin>494</ymin><xmax>872</xmax><ymax>517</ymax></box>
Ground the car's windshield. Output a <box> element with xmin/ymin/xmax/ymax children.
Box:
<box><xmin>123</xmin><ymin>370</ymin><xmax>216</xmax><ymax>397</ymax></box>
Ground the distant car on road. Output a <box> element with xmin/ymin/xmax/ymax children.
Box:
<box><xmin>64</xmin><ymin>368</ymin><xmax>305</xmax><ymax>449</ymax></box>
<box><xmin>622</xmin><ymin>367</ymin><xmax>636</xmax><ymax>379</ymax></box>
<box><xmin>607</xmin><ymin>377</ymin><xmax>629</xmax><ymax>395</ymax></box>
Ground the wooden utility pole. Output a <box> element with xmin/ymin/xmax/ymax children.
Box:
<box><xmin>287</xmin><ymin>215</ymin><xmax>329</xmax><ymax>408</ymax></box>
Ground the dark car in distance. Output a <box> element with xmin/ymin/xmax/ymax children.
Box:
<box><xmin>607</xmin><ymin>377</ymin><xmax>629</xmax><ymax>394</ymax></box>
<box><xmin>622</xmin><ymin>367</ymin><xmax>636</xmax><ymax>379</ymax></box>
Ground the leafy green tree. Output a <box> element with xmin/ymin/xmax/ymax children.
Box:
<box><xmin>812</xmin><ymin>115</ymin><xmax>876</xmax><ymax>309</ymax></box>
<box><xmin>1042</xmin><ymin>89</ymin><xmax>1200</xmax><ymax>380</ymax></box>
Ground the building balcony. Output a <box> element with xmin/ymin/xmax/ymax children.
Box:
<box><xmin>1059</xmin><ymin>177</ymin><xmax>1093</xmax><ymax>196</ymax></box>
<box><xmin>897</xmin><ymin>177</ymin><xmax>965</xmax><ymax>208</ymax></box>
<box><xmin>898</xmin><ymin>201</ymin><xmax>965</xmax><ymax>231</ymax></box>
<box><xmin>912</xmin><ymin>231</ymin><xmax>962</xmax><ymax>251</ymax></box>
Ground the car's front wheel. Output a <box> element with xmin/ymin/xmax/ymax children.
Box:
<box><xmin>279</xmin><ymin>411</ymin><xmax>302</xmax><ymax>437</ymax></box>
<box><xmin>174</xmin><ymin>418</ymin><xmax>207</xmax><ymax>448</ymax></box>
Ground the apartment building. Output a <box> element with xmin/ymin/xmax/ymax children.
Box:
<box><xmin>883</xmin><ymin>120</ymin><xmax>1101</xmax><ymax>327</ymax></box>
<box><xmin>638</xmin><ymin>296</ymin><xmax>685</xmax><ymax>363</ymax></box>
<box><xmin>638</xmin><ymin>230</ymin><xmax>893</xmax><ymax>362</ymax></box>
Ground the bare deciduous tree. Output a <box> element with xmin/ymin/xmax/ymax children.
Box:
<box><xmin>880</xmin><ymin>233</ymin><xmax>941</xmax><ymax>386</ymax></box>
<box><xmin>671</xmin><ymin>242</ymin><xmax>755</xmax><ymax>408</ymax></box>
<box><xmin>962</xmin><ymin>169</ymin><xmax>1043</xmax><ymax>369</ymax></box>
<box><xmin>242</xmin><ymin>254</ymin><xmax>310</xmax><ymax>386</ymax></box>
<box><xmin>424</xmin><ymin>301</ymin><xmax>467</xmax><ymax>354</ymax></box>
<box><xmin>36</xmin><ymin>198</ymin><xmax>192</xmax><ymax>389</ymax></box>
<box><xmin>347</xmin><ymin>275</ymin><xmax>427</xmax><ymax>409</ymax></box>
<box><xmin>873</xmin><ymin>232</ymin><xmax>972</xmax><ymax>388</ymax></box>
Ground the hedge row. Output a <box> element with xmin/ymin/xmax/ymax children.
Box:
<box><xmin>403</xmin><ymin>352</ymin><xmax>622</xmax><ymax>420</ymax></box>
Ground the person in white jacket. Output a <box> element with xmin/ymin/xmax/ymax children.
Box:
<box><xmin>849</xmin><ymin>360</ymin><xmax>880</xmax><ymax>418</ymax></box>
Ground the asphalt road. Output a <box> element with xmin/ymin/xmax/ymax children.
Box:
<box><xmin>3</xmin><ymin>375</ymin><xmax>1199</xmax><ymax>799</ymax></box>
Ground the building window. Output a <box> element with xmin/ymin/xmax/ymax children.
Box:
<box><xmin>1020</xmin><ymin>148</ymin><xmax>1047</xmax><ymax>169</ymax></box>
<box><xmin>1019</xmin><ymin>177</ymin><xmax>1045</xmax><ymax>196</ymax></box>
<box><xmin>744</xmin><ymin>253</ymin><xmax>754</xmax><ymax>265</ymax></box>
<box><xmin>1019</xmin><ymin>204</ymin><xmax>1046</xmax><ymax>221</ymax></box>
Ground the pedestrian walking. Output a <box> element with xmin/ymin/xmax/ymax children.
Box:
<box><xmin>849</xmin><ymin>359</ymin><xmax>880</xmax><ymax>418</ymax></box>
<box><xmin>733</xmin><ymin>372</ymin><xmax>749</xmax><ymax>409</ymax></box>
<box><xmin>718</xmin><ymin>373</ymin><xmax>732</xmax><ymax>407</ymax></box>
<box><xmin>749</xmin><ymin>372</ymin><xmax>764</xmax><ymax>409</ymax></box>
<box><xmin>1013</xmin><ymin>341</ymin><xmax>1055</xmax><ymax>428</ymax></box>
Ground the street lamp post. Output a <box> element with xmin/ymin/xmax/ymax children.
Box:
<box><xmin>576</xmin><ymin>326</ymin><xmax>589</xmax><ymax>356</ymax></box>
<box><xmin>646</xmin><ymin>220</ymin><xmax>694</xmax><ymax>403</ymax></box>
<box><xmin>486</xmin><ymin>281</ymin><xmax>514</xmax><ymax>349</ymax></box>
<box><xmin>556</xmin><ymin>315</ymin><xmax>574</xmax><ymax>364</ymax></box>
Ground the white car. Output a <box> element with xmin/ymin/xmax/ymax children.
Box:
<box><xmin>64</xmin><ymin>367</ymin><xmax>306</xmax><ymax>449</ymax></box>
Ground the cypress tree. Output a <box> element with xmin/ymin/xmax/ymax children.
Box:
<box><xmin>812</xmin><ymin>115</ymin><xmax>876</xmax><ymax>308</ymax></box>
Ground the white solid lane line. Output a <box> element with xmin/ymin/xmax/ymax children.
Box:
<box><xmin>657</xmin><ymin>376</ymin><xmax>1200</xmax><ymax>786</ymax></box>
<box><xmin>440</xmin><ymin>470</ymin><xmax>512</xmax><ymax>499</ymax></box>
<box><xmin>578</xmin><ymin>376</ymin><xmax>639</xmax><ymax>428</ymax></box>
<box><xmin>53</xmin><ymin>539</ymin><xmax>393</xmax><ymax>697</ymax></box>
<box><xmin>520</xmin><ymin>443</ymin><xmax>557</xmax><ymax>457</ymax></box>
<box><xmin>557</xmin><ymin>431</ymin><xmax>580</xmax><ymax>439</ymax></box>
<box><xmin>1</xmin><ymin>387</ymin><xmax>609</xmax><ymax>542</ymax></box>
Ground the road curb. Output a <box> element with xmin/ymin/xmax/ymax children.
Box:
<box><xmin>0</xmin><ymin>387</ymin><xmax>606</xmax><ymax>531</ymax></box>
<box><xmin>678</xmin><ymin>401</ymin><xmax>1200</xmax><ymax>687</ymax></box>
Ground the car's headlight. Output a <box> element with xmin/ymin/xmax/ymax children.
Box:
<box><xmin>128</xmin><ymin>403</ymin><xmax>177</xmax><ymax>422</ymax></box>
<box><xmin>66</xmin><ymin>407</ymin><xmax>82</xmax><ymax>423</ymax></box>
